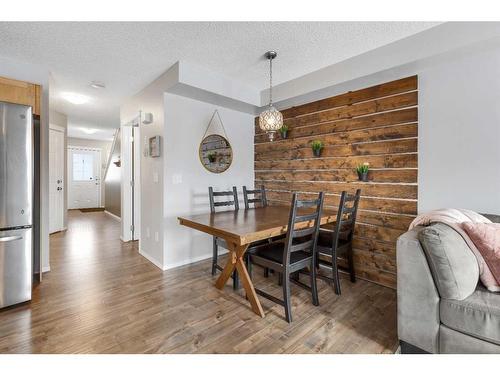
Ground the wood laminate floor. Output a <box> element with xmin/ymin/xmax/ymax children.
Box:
<box><xmin>0</xmin><ymin>211</ymin><xmax>398</xmax><ymax>354</ymax></box>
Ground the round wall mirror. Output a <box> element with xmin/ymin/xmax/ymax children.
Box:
<box><xmin>199</xmin><ymin>134</ymin><xmax>233</xmax><ymax>173</ymax></box>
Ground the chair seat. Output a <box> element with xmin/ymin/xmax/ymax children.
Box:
<box><xmin>316</xmin><ymin>229</ymin><xmax>350</xmax><ymax>253</ymax></box>
<box><xmin>252</xmin><ymin>241</ymin><xmax>312</xmax><ymax>265</ymax></box>
<box><xmin>440</xmin><ymin>286</ymin><xmax>500</xmax><ymax>345</ymax></box>
<box><xmin>250</xmin><ymin>238</ymin><xmax>271</xmax><ymax>247</ymax></box>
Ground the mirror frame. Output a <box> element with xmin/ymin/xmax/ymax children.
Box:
<box><xmin>198</xmin><ymin>134</ymin><xmax>233</xmax><ymax>174</ymax></box>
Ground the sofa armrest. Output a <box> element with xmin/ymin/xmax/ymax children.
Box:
<box><xmin>397</xmin><ymin>227</ymin><xmax>440</xmax><ymax>353</ymax></box>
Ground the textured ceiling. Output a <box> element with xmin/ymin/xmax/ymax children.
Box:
<box><xmin>0</xmin><ymin>22</ymin><xmax>439</xmax><ymax>132</ymax></box>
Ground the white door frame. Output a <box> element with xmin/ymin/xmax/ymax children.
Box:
<box><xmin>120</xmin><ymin>117</ymin><xmax>141</xmax><ymax>243</ymax></box>
<box><xmin>49</xmin><ymin>124</ymin><xmax>66</xmax><ymax>233</ymax></box>
<box><xmin>67</xmin><ymin>146</ymin><xmax>102</xmax><ymax>208</ymax></box>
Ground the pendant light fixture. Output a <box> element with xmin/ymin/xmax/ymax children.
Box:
<box><xmin>259</xmin><ymin>51</ymin><xmax>283</xmax><ymax>142</ymax></box>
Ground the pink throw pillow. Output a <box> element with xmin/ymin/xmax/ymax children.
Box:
<box><xmin>462</xmin><ymin>223</ymin><xmax>500</xmax><ymax>291</ymax></box>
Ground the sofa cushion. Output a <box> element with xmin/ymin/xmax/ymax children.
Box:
<box><xmin>440</xmin><ymin>286</ymin><xmax>500</xmax><ymax>346</ymax></box>
<box><xmin>461</xmin><ymin>223</ymin><xmax>500</xmax><ymax>286</ymax></box>
<box><xmin>419</xmin><ymin>223</ymin><xmax>479</xmax><ymax>300</ymax></box>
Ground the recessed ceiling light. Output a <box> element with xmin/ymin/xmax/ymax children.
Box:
<box><xmin>61</xmin><ymin>92</ymin><xmax>90</xmax><ymax>105</ymax></box>
<box><xmin>80</xmin><ymin>127</ymin><xmax>98</xmax><ymax>134</ymax></box>
<box><xmin>90</xmin><ymin>81</ymin><xmax>106</xmax><ymax>89</ymax></box>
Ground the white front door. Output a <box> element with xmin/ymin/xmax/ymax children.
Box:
<box><xmin>49</xmin><ymin>126</ymin><xmax>65</xmax><ymax>233</ymax></box>
<box><xmin>68</xmin><ymin>147</ymin><xmax>101</xmax><ymax>209</ymax></box>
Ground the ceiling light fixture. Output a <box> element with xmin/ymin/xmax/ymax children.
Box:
<box><xmin>61</xmin><ymin>92</ymin><xmax>90</xmax><ymax>105</ymax></box>
<box><xmin>80</xmin><ymin>127</ymin><xmax>98</xmax><ymax>135</ymax></box>
<box><xmin>90</xmin><ymin>81</ymin><xmax>106</xmax><ymax>89</ymax></box>
<box><xmin>259</xmin><ymin>51</ymin><xmax>283</xmax><ymax>142</ymax></box>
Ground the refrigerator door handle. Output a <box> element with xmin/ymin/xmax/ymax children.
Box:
<box><xmin>0</xmin><ymin>235</ymin><xmax>23</xmax><ymax>242</ymax></box>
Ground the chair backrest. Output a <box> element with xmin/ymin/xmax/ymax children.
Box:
<box><xmin>208</xmin><ymin>186</ymin><xmax>239</xmax><ymax>213</ymax></box>
<box><xmin>331</xmin><ymin>189</ymin><xmax>361</xmax><ymax>247</ymax></box>
<box><xmin>242</xmin><ymin>185</ymin><xmax>267</xmax><ymax>209</ymax></box>
<box><xmin>282</xmin><ymin>192</ymin><xmax>324</xmax><ymax>264</ymax></box>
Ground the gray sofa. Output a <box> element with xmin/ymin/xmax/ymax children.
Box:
<box><xmin>397</xmin><ymin>221</ymin><xmax>500</xmax><ymax>354</ymax></box>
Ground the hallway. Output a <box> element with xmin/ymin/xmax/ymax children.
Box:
<box><xmin>0</xmin><ymin>211</ymin><xmax>398</xmax><ymax>353</ymax></box>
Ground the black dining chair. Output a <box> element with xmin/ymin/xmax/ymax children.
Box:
<box><xmin>243</xmin><ymin>185</ymin><xmax>267</xmax><ymax>209</ymax></box>
<box><xmin>243</xmin><ymin>185</ymin><xmax>276</xmax><ymax>278</ymax></box>
<box><xmin>248</xmin><ymin>192</ymin><xmax>324</xmax><ymax>323</ymax></box>
<box><xmin>209</xmin><ymin>186</ymin><xmax>240</xmax><ymax>289</ymax></box>
<box><xmin>315</xmin><ymin>189</ymin><xmax>361</xmax><ymax>295</ymax></box>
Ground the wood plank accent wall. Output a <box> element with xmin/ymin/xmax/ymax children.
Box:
<box><xmin>254</xmin><ymin>76</ymin><xmax>418</xmax><ymax>289</ymax></box>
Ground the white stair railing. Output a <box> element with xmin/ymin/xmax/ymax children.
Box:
<box><xmin>104</xmin><ymin>128</ymin><xmax>121</xmax><ymax>181</ymax></box>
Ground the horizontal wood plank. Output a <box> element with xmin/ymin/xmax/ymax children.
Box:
<box><xmin>255</xmin><ymin>107</ymin><xmax>418</xmax><ymax>143</ymax></box>
<box><xmin>254</xmin><ymin>138</ymin><xmax>418</xmax><ymax>161</ymax></box>
<box><xmin>281</xmin><ymin>76</ymin><xmax>417</xmax><ymax>119</ymax></box>
<box><xmin>354</xmin><ymin>223</ymin><xmax>406</xmax><ymax>243</ymax></box>
<box><xmin>266</xmin><ymin>192</ymin><xmax>417</xmax><ymax>215</ymax></box>
<box><xmin>256</xmin><ymin>91</ymin><xmax>417</xmax><ymax>137</ymax></box>
<box><xmin>256</xmin><ymin>123</ymin><xmax>417</xmax><ymax>153</ymax></box>
<box><xmin>257</xmin><ymin>180</ymin><xmax>417</xmax><ymax>200</ymax></box>
<box><xmin>255</xmin><ymin>153</ymin><xmax>417</xmax><ymax>170</ymax></box>
<box><xmin>256</xmin><ymin>168</ymin><xmax>417</xmax><ymax>184</ymax></box>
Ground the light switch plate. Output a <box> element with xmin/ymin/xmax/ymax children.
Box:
<box><xmin>153</xmin><ymin>172</ymin><xmax>159</xmax><ymax>183</ymax></box>
<box><xmin>172</xmin><ymin>174</ymin><xmax>182</xmax><ymax>184</ymax></box>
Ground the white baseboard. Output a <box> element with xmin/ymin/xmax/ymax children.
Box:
<box><xmin>42</xmin><ymin>266</ymin><xmax>51</xmax><ymax>273</ymax></box>
<box><xmin>164</xmin><ymin>249</ymin><xmax>228</xmax><ymax>271</ymax></box>
<box><xmin>139</xmin><ymin>249</ymin><xmax>166</xmax><ymax>270</ymax></box>
<box><xmin>49</xmin><ymin>227</ymin><xmax>67</xmax><ymax>235</ymax></box>
<box><xmin>104</xmin><ymin>210</ymin><xmax>121</xmax><ymax>222</ymax></box>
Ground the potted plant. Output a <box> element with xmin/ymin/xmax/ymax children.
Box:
<box><xmin>279</xmin><ymin>124</ymin><xmax>289</xmax><ymax>139</ymax></box>
<box><xmin>207</xmin><ymin>152</ymin><xmax>217</xmax><ymax>163</ymax></box>
<box><xmin>356</xmin><ymin>162</ymin><xmax>370</xmax><ymax>182</ymax></box>
<box><xmin>311</xmin><ymin>140</ymin><xmax>323</xmax><ymax>157</ymax></box>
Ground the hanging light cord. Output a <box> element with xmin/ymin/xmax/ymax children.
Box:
<box><xmin>269</xmin><ymin>57</ymin><xmax>273</xmax><ymax>106</ymax></box>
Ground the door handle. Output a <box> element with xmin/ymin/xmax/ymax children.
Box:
<box><xmin>57</xmin><ymin>187</ymin><xmax>63</xmax><ymax>191</ymax></box>
<box><xmin>0</xmin><ymin>235</ymin><xmax>23</xmax><ymax>243</ymax></box>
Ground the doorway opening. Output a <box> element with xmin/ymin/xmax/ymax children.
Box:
<box><xmin>48</xmin><ymin>125</ymin><xmax>122</xmax><ymax>238</ymax></box>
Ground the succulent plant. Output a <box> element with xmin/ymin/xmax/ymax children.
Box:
<box><xmin>311</xmin><ymin>140</ymin><xmax>323</xmax><ymax>152</ymax></box>
<box><xmin>356</xmin><ymin>162</ymin><xmax>370</xmax><ymax>174</ymax></box>
<box><xmin>207</xmin><ymin>152</ymin><xmax>217</xmax><ymax>163</ymax></box>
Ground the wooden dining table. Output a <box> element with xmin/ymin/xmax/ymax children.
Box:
<box><xmin>178</xmin><ymin>205</ymin><xmax>336</xmax><ymax>318</ymax></box>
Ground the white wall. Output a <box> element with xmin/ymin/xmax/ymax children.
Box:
<box><xmin>120</xmin><ymin>64</ymin><xmax>256</xmax><ymax>271</ymax></box>
<box><xmin>0</xmin><ymin>56</ymin><xmax>51</xmax><ymax>272</ymax></box>
<box><xmin>120</xmin><ymin>75</ymin><xmax>165</xmax><ymax>262</ymax></box>
<box><xmin>418</xmin><ymin>47</ymin><xmax>500</xmax><ymax>214</ymax></box>
<box><xmin>67</xmin><ymin>137</ymin><xmax>113</xmax><ymax>206</ymax></box>
<box><xmin>163</xmin><ymin>94</ymin><xmax>254</xmax><ymax>269</ymax></box>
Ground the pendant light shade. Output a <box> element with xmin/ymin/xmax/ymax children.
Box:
<box><xmin>259</xmin><ymin>105</ymin><xmax>283</xmax><ymax>142</ymax></box>
<box><xmin>259</xmin><ymin>51</ymin><xmax>283</xmax><ymax>142</ymax></box>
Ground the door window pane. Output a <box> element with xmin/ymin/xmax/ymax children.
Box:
<box><xmin>72</xmin><ymin>153</ymin><xmax>94</xmax><ymax>181</ymax></box>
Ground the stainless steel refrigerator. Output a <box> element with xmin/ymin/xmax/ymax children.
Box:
<box><xmin>0</xmin><ymin>101</ymin><xmax>33</xmax><ymax>308</ymax></box>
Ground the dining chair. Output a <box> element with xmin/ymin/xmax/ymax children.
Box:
<box><xmin>209</xmin><ymin>186</ymin><xmax>240</xmax><ymax>290</ymax></box>
<box><xmin>243</xmin><ymin>185</ymin><xmax>274</xmax><ymax>278</ymax></box>
<box><xmin>315</xmin><ymin>189</ymin><xmax>361</xmax><ymax>295</ymax></box>
<box><xmin>243</xmin><ymin>185</ymin><xmax>267</xmax><ymax>209</ymax></box>
<box><xmin>248</xmin><ymin>192</ymin><xmax>324</xmax><ymax>323</ymax></box>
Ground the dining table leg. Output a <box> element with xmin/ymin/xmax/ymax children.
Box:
<box><xmin>214</xmin><ymin>240</ymin><xmax>265</xmax><ymax>318</ymax></box>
